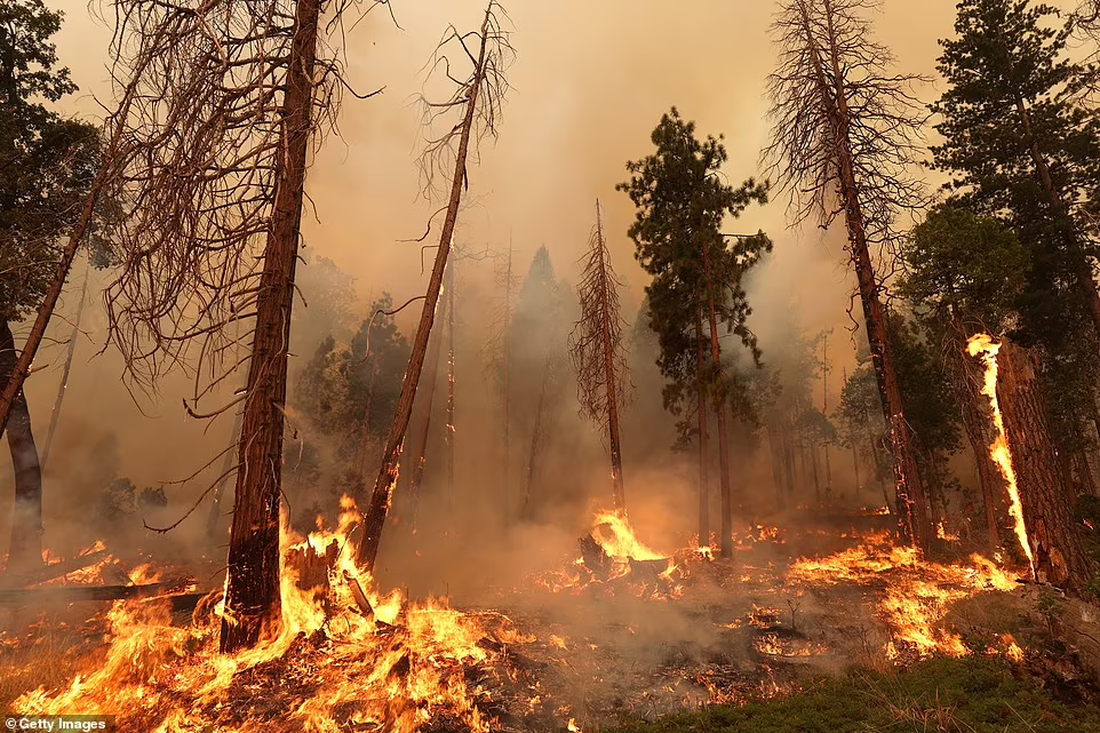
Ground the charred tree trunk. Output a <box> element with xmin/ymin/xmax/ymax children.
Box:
<box><xmin>356</xmin><ymin>6</ymin><xmax>495</xmax><ymax>571</ymax></box>
<box><xmin>0</xmin><ymin>321</ymin><xmax>42</xmax><ymax>574</ymax></box>
<box><xmin>521</xmin><ymin>355</ymin><xmax>553</xmax><ymax>521</ymax></box>
<box><xmin>958</xmin><ymin>330</ymin><xmax>1005</xmax><ymax>551</ymax></box>
<box><xmin>996</xmin><ymin>341</ymin><xmax>1092</xmax><ymax>592</ymax></box>
<box><xmin>407</xmin><ymin>288</ymin><xmax>448</xmax><ymax>526</ymax></box>
<box><xmin>220</xmin><ymin>0</ymin><xmax>320</xmax><ymax>653</ymax></box>
<box><xmin>810</xmin><ymin>439</ymin><xmax>821</xmax><ymax>505</ymax></box>
<box><xmin>701</xmin><ymin>236</ymin><xmax>734</xmax><ymax>557</ymax></box>
<box><xmin>40</xmin><ymin>271</ymin><xmax>88</xmax><ymax>473</ymax></box>
<box><xmin>206</xmin><ymin>410</ymin><xmax>243</xmax><ymax>541</ymax></box>
<box><xmin>695</xmin><ymin>306</ymin><xmax>710</xmax><ymax>547</ymax></box>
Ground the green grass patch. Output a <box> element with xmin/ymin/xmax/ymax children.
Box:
<box><xmin>608</xmin><ymin>656</ymin><xmax>1100</xmax><ymax>733</ymax></box>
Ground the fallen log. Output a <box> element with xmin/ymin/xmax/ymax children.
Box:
<box><xmin>0</xmin><ymin>549</ymin><xmax>110</xmax><ymax>589</ymax></box>
<box><xmin>0</xmin><ymin>582</ymin><xmax>166</xmax><ymax>605</ymax></box>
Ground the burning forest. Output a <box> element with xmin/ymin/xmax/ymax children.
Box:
<box><xmin>3</xmin><ymin>0</ymin><xmax>1100</xmax><ymax>731</ymax></box>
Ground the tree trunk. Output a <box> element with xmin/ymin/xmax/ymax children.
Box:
<box><xmin>406</xmin><ymin>287</ymin><xmax>448</xmax><ymax>526</ymax></box>
<box><xmin>220</xmin><ymin>0</ymin><xmax>319</xmax><ymax>653</ymax></box>
<box><xmin>995</xmin><ymin>341</ymin><xmax>1092</xmax><ymax>593</ymax></box>
<box><xmin>206</xmin><ymin>409</ymin><xmax>243</xmax><ymax>541</ymax></box>
<box><xmin>695</xmin><ymin>306</ymin><xmax>710</xmax><ymax>548</ymax></box>
<box><xmin>521</xmin><ymin>355</ymin><xmax>553</xmax><ymax>520</ymax></box>
<box><xmin>445</xmin><ymin>260</ymin><xmax>456</xmax><ymax>516</ymax></box>
<box><xmin>813</xmin><ymin>0</ymin><xmax>931</xmax><ymax>552</ymax></box>
<box><xmin>958</xmin><ymin>333</ymin><xmax>1005</xmax><ymax>551</ymax></box>
<box><xmin>850</xmin><ymin>436</ymin><xmax>861</xmax><ymax>498</ymax></box>
<box><xmin>595</xmin><ymin>208</ymin><xmax>626</xmax><ymax>513</ymax></box>
<box><xmin>767</xmin><ymin>422</ymin><xmax>786</xmax><ymax>511</ymax></box>
<box><xmin>0</xmin><ymin>321</ymin><xmax>42</xmax><ymax>574</ymax></box>
<box><xmin>355</xmin><ymin>6</ymin><xmax>492</xmax><ymax>572</ymax></box>
<box><xmin>501</xmin><ymin>243</ymin><xmax>513</xmax><ymax>526</ymax></box>
<box><xmin>810</xmin><ymin>438</ymin><xmax>821</xmax><ymax>505</ymax></box>
<box><xmin>701</xmin><ymin>236</ymin><xmax>734</xmax><ymax>557</ymax></box>
<box><xmin>40</xmin><ymin>270</ymin><xmax>88</xmax><ymax>473</ymax></box>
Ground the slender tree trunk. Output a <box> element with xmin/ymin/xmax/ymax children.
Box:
<box><xmin>695</xmin><ymin>307</ymin><xmax>710</xmax><ymax>548</ymax></box>
<box><xmin>40</xmin><ymin>271</ymin><xmax>88</xmax><ymax>473</ymax></box>
<box><xmin>768</xmin><ymin>422</ymin><xmax>786</xmax><ymax>511</ymax></box>
<box><xmin>850</xmin><ymin>436</ymin><xmax>861</xmax><ymax>497</ymax></box>
<box><xmin>0</xmin><ymin>321</ymin><xmax>42</xmax><ymax>573</ymax></box>
<box><xmin>995</xmin><ymin>341</ymin><xmax>1091</xmax><ymax>592</ymax></box>
<box><xmin>220</xmin><ymin>0</ymin><xmax>319</xmax><ymax>653</ymax></box>
<box><xmin>782</xmin><ymin>417</ymin><xmax>797</xmax><ymax>501</ymax></box>
<box><xmin>701</xmin><ymin>238</ymin><xmax>734</xmax><ymax>557</ymax></box>
<box><xmin>501</xmin><ymin>242</ymin><xmax>513</xmax><ymax>525</ymax></box>
<box><xmin>810</xmin><ymin>439</ymin><xmax>821</xmax><ymax>505</ymax></box>
<box><xmin>445</xmin><ymin>260</ymin><xmax>456</xmax><ymax>516</ymax></box>
<box><xmin>206</xmin><ymin>410</ymin><xmax>243</xmax><ymax>541</ymax></box>
<box><xmin>356</xmin><ymin>7</ymin><xmax>492</xmax><ymax>571</ymax></box>
<box><xmin>958</xmin><ymin>343</ymin><xmax>1005</xmax><ymax>551</ymax></box>
<box><xmin>521</xmin><ymin>355</ymin><xmax>553</xmax><ymax>520</ymax></box>
<box><xmin>407</xmin><ymin>289</ymin><xmax>448</xmax><ymax>527</ymax></box>
<box><xmin>822</xmin><ymin>335</ymin><xmax>832</xmax><ymax>504</ymax></box>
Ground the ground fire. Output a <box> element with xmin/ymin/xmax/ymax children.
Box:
<box><xmin>2</xmin><ymin>0</ymin><xmax>1100</xmax><ymax>731</ymax></box>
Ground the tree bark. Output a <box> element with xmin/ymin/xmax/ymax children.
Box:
<box><xmin>0</xmin><ymin>321</ymin><xmax>42</xmax><ymax>574</ymax></box>
<box><xmin>957</xmin><ymin>326</ymin><xmax>1005</xmax><ymax>551</ymax></box>
<box><xmin>40</xmin><ymin>270</ymin><xmax>88</xmax><ymax>473</ymax></box>
<box><xmin>220</xmin><ymin>0</ymin><xmax>319</xmax><ymax>653</ymax></box>
<box><xmin>695</xmin><ymin>306</ymin><xmax>710</xmax><ymax>548</ymax></box>
<box><xmin>445</xmin><ymin>260</ymin><xmax>456</xmax><ymax>516</ymax></box>
<box><xmin>355</xmin><ymin>6</ymin><xmax>492</xmax><ymax>571</ymax></box>
<box><xmin>996</xmin><ymin>341</ymin><xmax>1092</xmax><ymax>592</ymax></box>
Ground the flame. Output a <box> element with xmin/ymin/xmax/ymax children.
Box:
<box><xmin>967</xmin><ymin>334</ymin><xmax>1034</xmax><ymax>571</ymax></box>
<box><xmin>591</xmin><ymin>510</ymin><xmax>665</xmax><ymax>561</ymax></box>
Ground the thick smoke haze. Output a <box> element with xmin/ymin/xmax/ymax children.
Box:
<box><xmin>2</xmin><ymin>0</ymin><xmax>1069</xmax><ymax>573</ymax></box>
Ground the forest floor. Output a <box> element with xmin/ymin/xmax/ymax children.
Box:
<box><xmin>0</xmin><ymin>507</ymin><xmax>1097</xmax><ymax>732</ymax></box>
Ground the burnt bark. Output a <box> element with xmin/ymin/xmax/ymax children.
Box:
<box><xmin>0</xmin><ymin>321</ymin><xmax>42</xmax><ymax>574</ymax></box>
<box><xmin>220</xmin><ymin>0</ymin><xmax>320</xmax><ymax>653</ymax></box>
<box><xmin>957</xmin><ymin>326</ymin><xmax>1005</xmax><ymax>551</ymax></box>
<box><xmin>996</xmin><ymin>341</ymin><xmax>1092</xmax><ymax>593</ymax></box>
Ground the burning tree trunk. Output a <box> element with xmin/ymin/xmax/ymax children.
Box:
<box><xmin>569</xmin><ymin>200</ymin><xmax>631</xmax><ymax>513</ymax></box>
<box><xmin>970</xmin><ymin>336</ymin><xmax>1092</xmax><ymax>592</ymax></box>
<box><xmin>0</xmin><ymin>321</ymin><xmax>42</xmax><ymax>573</ymax></box>
<box><xmin>356</xmin><ymin>2</ymin><xmax>512</xmax><ymax>570</ymax></box>
<box><xmin>407</xmin><ymin>288</ymin><xmax>448</xmax><ymax>525</ymax></box>
<box><xmin>40</xmin><ymin>271</ymin><xmax>88</xmax><ymax>473</ymax></box>
<box><xmin>956</xmin><ymin>322</ymin><xmax>1004</xmax><ymax>551</ymax></box>
<box><xmin>695</xmin><ymin>306</ymin><xmax>710</xmax><ymax>547</ymax></box>
<box><xmin>764</xmin><ymin>0</ymin><xmax>932</xmax><ymax>552</ymax></box>
<box><xmin>220</xmin><ymin>0</ymin><xmax>322</xmax><ymax>652</ymax></box>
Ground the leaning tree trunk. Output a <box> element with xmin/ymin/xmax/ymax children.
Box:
<box><xmin>995</xmin><ymin>341</ymin><xmax>1092</xmax><ymax>593</ymax></box>
<box><xmin>700</xmin><ymin>240</ymin><xmax>734</xmax><ymax>558</ymax></box>
<box><xmin>355</xmin><ymin>6</ymin><xmax>493</xmax><ymax>571</ymax></box>
<box><xmin>220</xmin><ymin>0</ymin><xmax>319</xmax><ymax>653</ymax></box>
<box><xmin>40</xmin><ymin>271</ymin><xmax>88</xmax><ymax>473</ymax></box>
<box><xmin>695</xmin><ymin>306</ymin><xmax>710</xmax><ymax>548</ymax></box>
<box><xmin>0</xmin><ymin>321</ymin><xmax>42</xmax><ymax>574</ymax></box>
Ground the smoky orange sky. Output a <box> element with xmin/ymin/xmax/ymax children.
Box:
<box><xmin>4</xmin><ymin>0</ymin><xmax>1081</xmax><ymax>534</ymax></box>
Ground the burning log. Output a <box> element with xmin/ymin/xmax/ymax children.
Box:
<box><xmin>578</xmin><ymin>535</ymin><xmax>611</xmax><ymax>581</ymax></box>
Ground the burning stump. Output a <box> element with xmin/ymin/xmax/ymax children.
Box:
<box><xmin>578</xmin><ymin>535</ymin><xmax>612</xmax><ymax>581</ymax></box>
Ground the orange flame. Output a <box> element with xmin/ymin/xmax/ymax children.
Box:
<box><xmin>967</xmin><ymin>334</ymin><xmax>1034</xmax><ymax>571</ymax></box>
